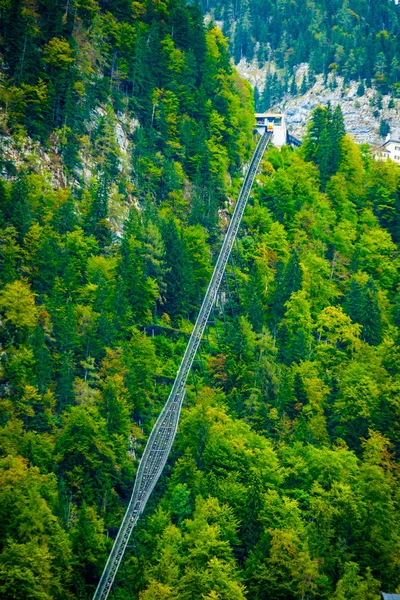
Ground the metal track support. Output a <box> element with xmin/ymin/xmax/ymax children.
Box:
<box><xmin>92</xmin><ymin>132</ymin><xmax>271</xmax><ymax>600</ymax></box>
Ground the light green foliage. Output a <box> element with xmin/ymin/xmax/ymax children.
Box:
<box><xmin>43</xmin><ymin>38</ymin><xmax>75</xmax><ymax>69</ymax></box>
<box><xmin>0</xmin><ymin>280</ymin><xmax>38</xmax><ymax>330</ymax></box>
<box><xmin>338</xmin><ymin>135</ymin><xmax>365</xmax><ymax>204</ymax></box>
<box><xmin>316</xmin><ymin>305</ymin><xmax>361</xmax><ymax>351</ymax></box>
<box><xmin>0</xmin><ymin>456</ymin><xmax>72</xmax><ymax>599</ymax></box>
<box><xmin>140</xmin><ymin>582</ymin><xmax>178</xmax><ymax>599</ymax></box>
<box><xmin>301</xmin><ymin>251</ymin><xmax>340</xmax><ymax>314</ymax></box>
<box><xmin>333</xmin><ymin>563</ymin><xmax>381</xmax><ymax>599</ymax></box>
<box><xmin>56</xmin><ymin>404</ymin><xmax>120</xmax><ymax>505</ymax></box>
<box><xmin>182</xmin><ymin>225</ymin><xmax>213</xmax><ymax>291</ymax></box>
<box><xmin>356</xmin><ymin>224</ymin><xmax>399</xmax><ymax>290</ymax></box>
<box><xmin>278</xmin><ymin>290</ymin><xmax>313</xmax><ymax>364</ymax></box>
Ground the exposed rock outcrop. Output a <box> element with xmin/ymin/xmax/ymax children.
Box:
<box><xmin>236</xmin><ymin>59</ymin><xmax>400</xmax><ymax>147</ymax></box>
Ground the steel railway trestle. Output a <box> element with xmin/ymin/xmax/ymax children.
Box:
<box><xmin>92</xmin><ymin>131</ymin><xmax>271</xmax><ymax>600</ymax></box>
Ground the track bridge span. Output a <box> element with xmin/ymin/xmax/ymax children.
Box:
<box><xmin>93</xmin><ymin>131</ymin><xmax>272</xmax><ymax>600</ymax></box>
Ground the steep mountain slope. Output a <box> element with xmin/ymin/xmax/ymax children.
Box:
<box><xmin>1</xmin><ymin>2</ymin><xmax>400</xmax><ymax>600</ymax></box>
<box><xmin>0</xmin><ymin>1</ymin><xmax>254</xmax><ymax>598</ymax></box>
<box><xmin>204</xmin><ymin>0</ymin><xmax>400</xmax><ymax>143</ymax></box>
<box><xmin>124</xmin><ymin>106</ymin><xmax>400</xmax><ymax>600</ymax></box>
<box><xmin>0</xmin><ymin>0</ymin><xmax>254</xmax><ymax>213</ymax></box>
<box><xmin>238</xmin><ymin>60</ymin><xmax>400</xmax><ymax>145</ymax></box>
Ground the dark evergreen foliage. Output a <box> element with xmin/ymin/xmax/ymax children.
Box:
<box><xmin>302</xmin><ymin>103</ymin><xmax>346</xmax><ymax>186</ymax></box>
<box><xmin>345</xmin><ymin>277</ymin><xmax>383</xmax><ymax>345</ymax></box>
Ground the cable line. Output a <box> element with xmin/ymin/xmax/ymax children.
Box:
<box><xmin>92</xmin><ymin>131</ymin><xmax>271</xmax><ymax>600</ymax></box>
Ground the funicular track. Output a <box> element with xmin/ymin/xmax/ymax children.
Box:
<box><xmin>93</xmin><ymin>131</ymin><xmax>272</xmax><ymax>600</ymax></box>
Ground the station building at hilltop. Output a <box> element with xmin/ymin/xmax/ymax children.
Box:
<box><xmin>376</xmin><ymin>132</ymin><xmax>400</xmax><ymax>166</ymax></box>
<box><xmin>255</xmin><ymin>112</ymin><xmax>288</xmax><ymax>147</ymax></box>
<box><xmin>255</xmin><ymin>112</ymin><xmax>302</xmax><ymax>148</ymax></box>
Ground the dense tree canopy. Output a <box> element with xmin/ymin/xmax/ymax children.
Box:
<box><xmin>1</xmin><ymin>0</ymin><xmax>400</xmax><ymax>598</ymax></box>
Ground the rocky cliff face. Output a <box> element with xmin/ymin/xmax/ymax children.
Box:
<box><xmin>236</xmin><ymin>59</ymin><xmax>400</xmax><ymax>148</ymax></box>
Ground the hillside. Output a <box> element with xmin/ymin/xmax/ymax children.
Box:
<box><xmin>236</xmin><ymin>59</ymin><xmax>400</xmax><ymax>145</ymax></box>
<box><xmin>1</xmin><ymin>1</ymin><xmax>400</xmax><ymax>600</ymax></box>
<box><xmin>204</xmin><ymin>0</ymin><xmax>400</xmax><ymax>144</ymax></box>
<box><xmin>204</xmin><ymin>0</ymin><xmax>400</xmax><ymax>91</ymax></box>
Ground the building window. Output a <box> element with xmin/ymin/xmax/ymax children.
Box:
<box><xmin>395</xmin><ymin>146</ymin><xmax>400</xmax><ymax>150</ymax></box>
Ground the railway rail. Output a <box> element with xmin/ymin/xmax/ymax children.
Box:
<box><xmin>92</xmin><ymin>131</ymin><xmax>271</xmax><ymax>600</ymax></box>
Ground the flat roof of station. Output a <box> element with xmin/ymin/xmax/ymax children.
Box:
<box><xmin>255</xmin><ymin>112</ymin><xmax>284</xmax><ymax>118</ymax></box>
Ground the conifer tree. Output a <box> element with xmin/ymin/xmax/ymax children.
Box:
<box><xmin>300</xmin><ymin>75</ymin><xmax>308</xmax><ymax>95</ymax></box>
<box><xmin>277</xmin><ymin>290</ymin><xmax>313</xmax><ymax>365</ymax></box>
<box><xmin>303</xmin><ymin>104</ymin><xmax>346</xmax><ymax>187</ymax></box>
<box><xmin>161</xmin><ymin>218</ymin><xmax>195</xmax><ymax>320</ymax></box>
<box><xmin>331</xmin><ymin>104</ymin><xmax>346</xmax><ymax>172</ymax></box>
<box><xmin>272</xmin><ymin>251</ymin><xmax>303</xmax><ymax>323</ymax></box>
<box><xmin>357</xmin><ymin>81</ymin><xmax>365</xmax><ymax>96</ymax></box>
<box><xmin>345</xmin><ymin>277</ymin><xmax>383</xmax><ymax>345</ymax></box>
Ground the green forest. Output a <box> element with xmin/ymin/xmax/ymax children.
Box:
<box><xmin>204</xmin><ymin>0</ymin><xmax>400</xmax><ymax>106</ymax></box>
<box><xmin>1</xmin><ymin>0</ymin><xmax>400</xmax><ymax>599</ymax></box>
